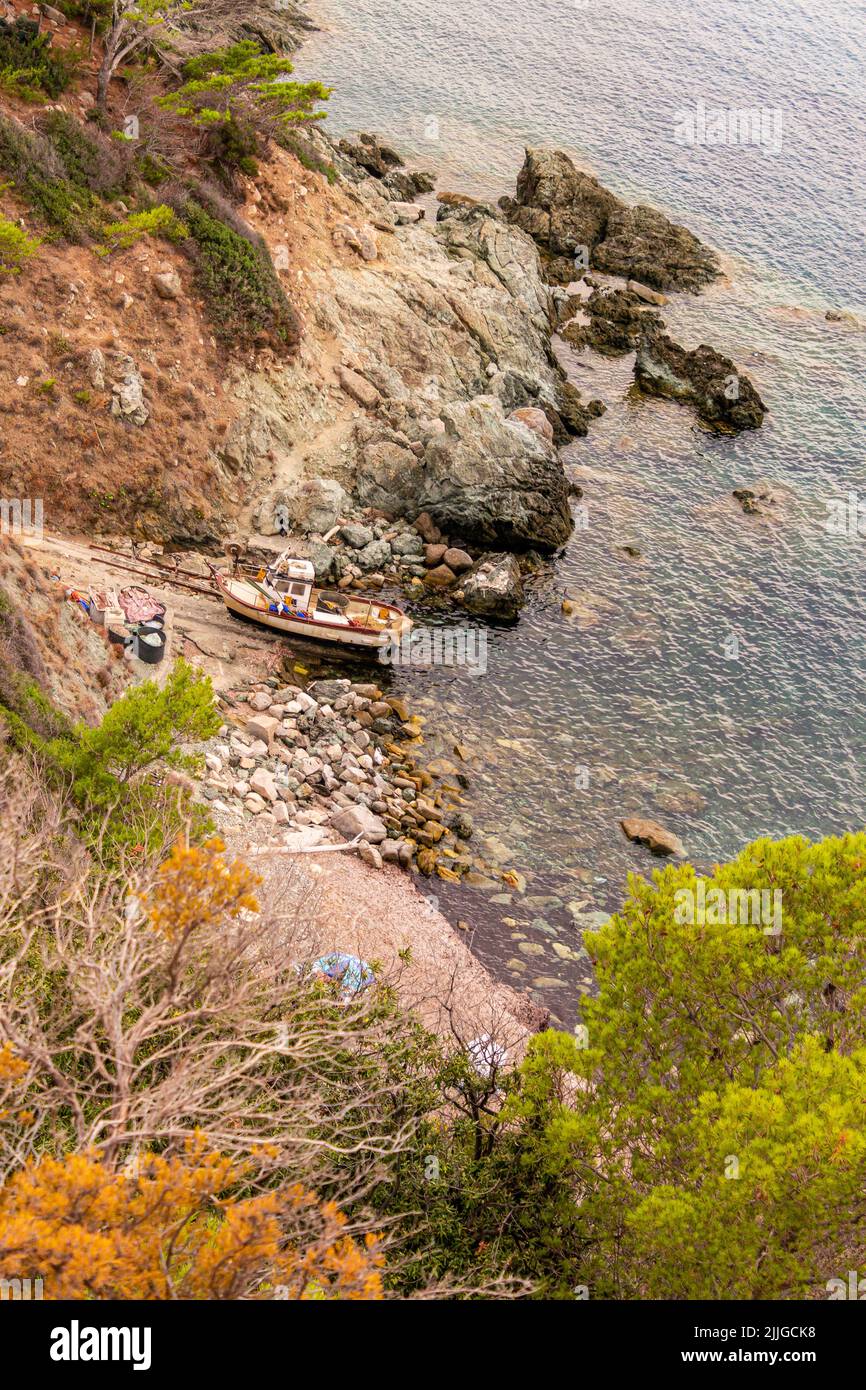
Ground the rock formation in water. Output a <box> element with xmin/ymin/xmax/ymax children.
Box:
<box><xmin>560</xmin><ymin>285</ymin><xmax>664</xmax><ymax>355</ymax></box>
<box><xmin>634</xmin><ymin>328</ymin><xmax>767</xmax><ymax>431</ymax></box>
<box><xmin>499</xmin><ymin>147</ymin><xmax>721</xmax><ymax>290</ymax></box>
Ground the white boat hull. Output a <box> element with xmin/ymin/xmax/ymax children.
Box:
<box><xmin>219</xmin><ymin>582</ymin><xmax>407</xmax><ymax>648</ymax></box>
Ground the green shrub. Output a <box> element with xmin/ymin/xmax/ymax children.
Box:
<box><xmin>0</xmin><ymin>214</ymin><xmax>39</xmax><ymax>274</ymax></box>
<box><xmin>135</xmin><ymin>151</ymin><xmax>171</xmax><ymax>187</ymax></box>
<box><xmin>2</xmin><ymin>655</ymin><xmax>220</xmax><ymax>859</ymax></box>
<box><xmin>38</xmin><ymin>109</ymin><xmax>132</xmax><ymax>198</ymax></box>
<box><xmin>0</xmin><ymin>113</ymin><xmax>93</xmax><ymax>240</ymax></box>
<box><xmin>278</xmin><ymin>131</ymin><xmax>338</xmax><ymax>185</ymax></box>
<box><xmin>173</xmin><ymin>192</ymin><xmax>300</xmax><ymax>351</ymax></box>
<box><xmin>41</xmin><ymin>658</ymin><xmax>221</xmax><ymax>857</ymax></box>
<box><xmin>0</xmin><ymin>17</ymin><xmax>81</xmax><ymax>99</ymax></box>
<box><xmin>200</xmin><ymin>114</ymin><xmax>260</xmax><ymax>188</ymax></box>
<box><xmin>100</xmin><ymin>203</ymin><xmax>188</xmax><ymax>252</ymax></box>
<box><xmin>160</xmin><ymin>40</ymin><xmax>330</xmax><ymax>131</ymax></box>
<box><xmin>53</xmin><ymin>0</ymin><xmax>113</xmax><ymax>29</ymax></box>
<box><xmin>0</xmin><ymin>587</ymin><xmax>71</xmax><ymax>742</ymax></box>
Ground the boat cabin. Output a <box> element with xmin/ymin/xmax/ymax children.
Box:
<box><xmin>262</xmin><ymin>557</ymin><xmax>315</xmax><ymax>613</ymax></box>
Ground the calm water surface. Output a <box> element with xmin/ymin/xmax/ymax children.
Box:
<box><xmin>291</xmin><ymin>0</ymin><xmax>866</xmax><ymax>1022</ymax></box>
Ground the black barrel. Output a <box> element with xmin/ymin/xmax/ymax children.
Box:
<box><xmin>135</xmin><ymin>631</ymin><xmax>166</xmax><ymax>665</ymax></box>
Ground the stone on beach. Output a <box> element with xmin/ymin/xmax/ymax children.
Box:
<box><xmin>330</xmin><ymin>804</ymin><xmax>388</xmax><ymax>844</ymax></box>
<box><xmin>249</xmin><ymin>767</ymin><xmax>278</xmax><ymax>803</ymax></box>
<box><xmin>245</xmin><ymin>714</ymin><xmax>280</xmax><ymax>746</ymax></box>
<box><xmin>442</xmin><ymin>547</ymin><xmax>474</xmax><ymax>573</ymax></box>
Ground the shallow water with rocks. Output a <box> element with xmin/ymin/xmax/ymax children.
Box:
<box><xmin>289</xmin><ymin>0</ymin><xmax>866</xmax><ymax>1024</ymax></box>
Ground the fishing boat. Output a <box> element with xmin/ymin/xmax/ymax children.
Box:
<box><xmin>211</xmin><ymin>552</ymin><xmax>412</xmax><ymax>650</ymax></box>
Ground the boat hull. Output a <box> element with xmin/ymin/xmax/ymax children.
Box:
<box><xmin>218</xmin><ymin>583</ymin><xmax>406</xmax><ymax>648</ymax></box>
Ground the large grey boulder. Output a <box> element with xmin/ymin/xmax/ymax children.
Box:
<box><xmin>460</xmin><ymin>553</ymin><xmax>525</xmax><ymax>618</ymax></box>
<box><xmin>271</xmin><ymin>478</ymin><xmax>350</xmax><ymax>535</ymax></box>
<box><xmin>331</xmin><ymin>804</ymin><xmax>388</xmax><ymax>843</ymax></box>
<box><xmin>355</xmin><ymin>396</ymin><xmax>572</xmax><ymax>551</ymax></box>
<box><xmin>356</xmin><ymin>537</ymin><xmax>392</xmax><ymax>571</ymax></box>
<box><xmin>339</xmin><ymin>522</ymin><xmax>374</xmax><ymax>549</ymax></box>
<box><xmin>308</xmin><ymin>541</ymin><xmax>337</xmax><ymax>581</ymax></box>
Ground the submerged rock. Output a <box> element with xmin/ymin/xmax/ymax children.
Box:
<box><xmin>732</xmin><ymin>480</ymin><xmax>777</xmax><ymax>515</ymax></box>
<box><xmin>634</xmin><ymin>329</ymin><xmax>766</xmax><ymax>431</ymax></box>
<box><xmin>620</xmin><ymin>816</ymin><xmax>687</xmax><ymax>858</ymax></box>
<box><xmin>561</xmin><ymin>286</ymin><xmax>663</xmax><ymax>356</ymax></box>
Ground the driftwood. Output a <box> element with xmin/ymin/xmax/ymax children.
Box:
<box><xmin>245</xmin><ymin>833</ymin><xmax>364</xmax><ymax>857</ymax></box>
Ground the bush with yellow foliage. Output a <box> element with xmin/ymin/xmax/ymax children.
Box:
<box><xmin>0</xmin><ymin>1133</ymin><xmax>383</xmax><ymax>1300</ymax></box>
<box><xmin>0</xmin><ymin>765</ymin><xmax>437</xmax><ymax>1298</ymax></box>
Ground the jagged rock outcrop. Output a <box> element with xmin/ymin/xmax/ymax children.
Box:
<box><xmin>435</xmin><ymin>201</ymin><xmax>553</xmax><ymax>335</ymax></box>
<box><xmin>354</xmin><ymin>396</ymin><xmax>573</xmax><ymax>551</ymax></box>
<box><xmin>337</xmin><ymin>131</ymin><xmax>435</xmax><ymax>201</ymax></box>
<box><xmin>250</xmin><ymin>171</ymin><xmax>582</xmax><ymax>538</ymax></box>
<box><xmin>634</xmin><ymin>329</ymin><xmax>766</xmax><ymax>431</ymax></box>
<box><xmin>592</xmin><ymin>204</ymin><xmax>720</xmax><ymax>292</ymax></box>
<box><xmin>560</xmin><ymin>286</ymin><xmax>664</xmax><ymax>355</ymax></box>
<box><xmin>500</xmin><ymin>147</ymin><xmax>720</xmax><ymax>290</ymax></box>
<box><xmin>499</xmin><ymin>148</ymin><xmax>620</xmax><ymax>282</ymax></box>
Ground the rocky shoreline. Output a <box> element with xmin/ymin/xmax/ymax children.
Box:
<box><xmin>221</xmin><ymin>135</ymin><xmax>768</xmax><ymax>624</ymax></box>
<box><xmin>195</xmin><ymin>672</ymin><xmax>483</xmax><ymax>885</ymax></box>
